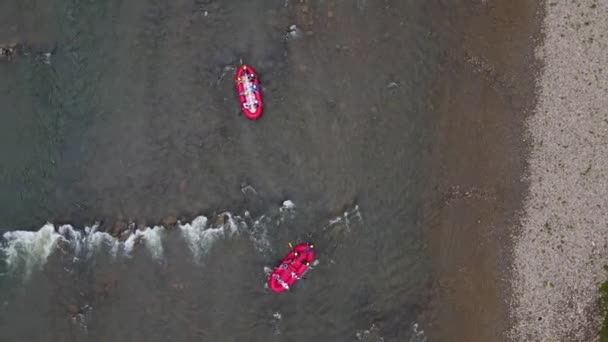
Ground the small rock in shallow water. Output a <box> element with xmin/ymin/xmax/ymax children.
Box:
<box><xmin>111</xmin><ymin>220</ymin><xmax>128</xmax><ymax>236</ymax></box>
<box><xmin>67</xmin><ymin>304</ymin><xmax>79</xmax><ymax>315</ymax></box>
<box><xmin>287</xmin><ymin>24</ymin><xmax>300</xmax><ymax>39</ymax></box>
<box><xmin>41</xmin><ymin>52</ymin><xmax>52</xmax><ymax>64</ymax></box>
<box><xmin>241</xmin><ymin>184</ymin><xmax>258</xmax><ymax>196</ymax></box>
<box><xmin>0</xmin><ymin>45</ymin><xmax>17</xmax><ymax>61</ymax></box>
<box><xmin>162</xmin><ymin>215</ymin><xmax>178</xmax><ymax>227</ymax></box>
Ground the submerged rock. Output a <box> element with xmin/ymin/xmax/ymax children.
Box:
<box><xmin>286</xmin><ymin>24</ymin><xmax>301</xmax><ymax>40</ymax></box>
<box><xmin>162</xmin><ymin>215</ymin><xmax>178</xmax><ymax>227</ymax></box>
<box><xmin>66</xmin><ymin>304</ymin><xmax>80</xmax><ymax>315</ymax></box>
<box><xmin>110</xmin><ymin>220</ymin><xmax>128</xmax><ymax>237</ymax></box>
<box><xmin>241</xmin><ymin>184</ymin><xmax>258</xmax><ymax>196</ymax></box>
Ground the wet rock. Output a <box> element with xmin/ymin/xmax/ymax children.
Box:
<box><xmin>241</xmin><ymin>184</ymin><xmax>258</xmax><ymax>196</ymax></box>
<box><xmin>386</xmin><ymin>81</ymin><xmax>399</xmax><ymax>89</ymax></box>
<box><xmin>128</xmin><ymin>221</ymin><xmax>137</xmax><ymax>231</ymax></box>
<box><xmin>118</xmin><ymin>229</ymin><xmax>131</xmax><ymax>240</ymax></box>
<box><xmin>41</xmin><ymin>52</ymin><xmax>52</xmax><ymax>64</ymax></box>
<box><xmin>67</xmin><ymin>304</ymin><xmax>79</xmax><ymax>315</ymax></box>
<box><xmin>0</xmin><ymin>45</ymin><xmax>17</xmax><ymax>61</ymax></box>
<box><xmin>162</xmin><ymin>215</ymin><xmax>178</xmax><ymax>227</ymax></box>
<box><xmin>0</xmin><ymin>43</ymin><xmax>52</xmax><ymax>63</ymax></box>
<box><xmin>110</xmin><ymin>220</ymin><xmax>128</xmax><ymax>236</ymax></box>
<box><xmin>287</xmin><ymin>24</ymin><xmax>300</xmax><ymax>39</ymax></box>
<box><xmin>95</xmin><ymin>279</ymin><xmax>117</xmax><ymax>298</ymax></box>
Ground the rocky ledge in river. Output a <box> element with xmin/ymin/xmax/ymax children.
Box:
<box><xmin>0</xmin><ymin>42</ymin><xmax>53</xmax><ymax>63</ymax></box>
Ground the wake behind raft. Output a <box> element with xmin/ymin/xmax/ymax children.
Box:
<box><xmin>235</xmin><ymin>64</ymin><xmax>263</xmax><ymax>120</ymax></box>
<box><xmin>268</xmin><ymin>242</ymin><xmax>315</xmax><ymax>294</ymax></box>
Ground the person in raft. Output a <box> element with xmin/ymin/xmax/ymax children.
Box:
<box><xmin>247</xmin><ymin>73</ymin><xmax>258</xmax><ymax>92</ymax></box>
<box><xmin>291</xmin><ymin>243</ymin><xmax>314</xmax><ymax>262</ymax></box>
<box><xmin>239</xmin><ymin>83</ymin><xmax>258</xmax><ymax>96</ymax></box>
<box><xmin>243</xmin><ymin>100</ymin><xmax>259</xmax><ymax>110</ymax></box>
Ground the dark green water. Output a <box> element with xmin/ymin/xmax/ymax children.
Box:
<box><xmin>0</xmin><ymin>0</ymin><xmax>452</xmax><ymax>341</ymax></box>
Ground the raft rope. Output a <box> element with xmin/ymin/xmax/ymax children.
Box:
<box><xmin>275</xmin><ymin>274</ymin><xmax>290</xmax><ymax>291</ymax></box>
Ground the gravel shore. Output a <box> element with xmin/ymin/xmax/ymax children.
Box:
<box><xmin>511</xmin><ymin>1</ymin><xmax>608</xmax><ymax>341</ymax></box>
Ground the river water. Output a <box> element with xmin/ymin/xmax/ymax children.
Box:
<box><xmin>0</xmin><ymin>0</ymin><xmax>457</xmax><ymax>341</ymax></box>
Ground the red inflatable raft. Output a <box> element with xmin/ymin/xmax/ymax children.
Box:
<box><xmin>235</xmin><ymin>64</ymin><xmax>263</xmax><ymax>120</ymax></box>
<box><xmin>268</xmin><ymin>242</ymin><xmax>315</xmax><ymax>293</ymax></box>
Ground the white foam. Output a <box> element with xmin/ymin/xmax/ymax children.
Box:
<box><xmin>58</xmin><ymin>225</ymin><xmax>84</xmax><ymax>258</ymax></box>
<box><xmin>355</xmin><ymin>323</ymin><xmax>385</xmax><ymax>342</ymax></box>
<box><xmin>280</xmin><ymin>200</ymin><xmax>295</xmax><ymax>211</ymax></box>
<box><xmin>409</xmin><ymin>322</ymin><xmax>426</xmax><ymax>342</ymax></box>
<box><xmin>286</xmin><ymin>25</ymin><xmax>300</xmax><ymax>40</ymax></box>
<box><xmin>57</xmin><ymin>224</ymin><xmax>119</xmax><ymax>261</ymax></box>
<box><xmin>328</xmin><ymin>217</ymin><xmax>342</xmax><ymax>226</ymax></box>
<box><xmin>0</xmin><ymin>201</ymin><xmax>301</xmax><ymax>279</ymax></box>
<box><xmin>122</xmin><ymin>231</ymin><xmax>138</xmax><ymax>255</ymax></box>
<box><xmin>250</xmin><ymin>216</ymin><xmax>272</xmax><ymax>254</ymax></box>
<box><xmin>0</xmin><ymin>222</ymin><xmax>169</xmax><ymax>279</ymax></box>
<box><xmin>86</xmin><ymin>230</ymin><xmax>117</xmax><ymax>258</ymax></box>
<box><xmin>70</xmin><ymin>304</ymin><xmax>93</xmax><ymax>333</ymax></box>
<box><xmin>223</xmin><ymin>213</ymin><xmax>242</xmax><ymax>234</ymax></box>
<box><xmin>277</xmin><ymin>199</ymin><xmax>296</xmax><ymax>225</ymax></box>
<box><xmin>124</xmin><ymin>226</ymin><xmax>165</xmax><ymax>260</ymax></box>
<box><xmin>2</xmin><ymin>224</ymin><xmax>62</xmax><ymax>279</ymax></box>
<box><xmin>325</xmin><ymin>205</ymin><xmax>363</xmax><ymax>232</ymax></box>
<box><xmin>179</xmin><ymin>216</ymin><xmax>224</xmax><ymax>262</ymax></box>
<box><xmin>272</xmin><ymin>311</ymin><xmax>283</xmax><ymax>335</ymax></box>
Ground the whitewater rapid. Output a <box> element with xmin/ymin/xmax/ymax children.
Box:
<box><xmin>0</xmin><ymin>200</ymin><xmax>304</xmax><ymax>280</ymax></box>
<box><xmin>1</xmin><ymin>201</ymin><xmax>363</xmax><ymax>282</ymax></box>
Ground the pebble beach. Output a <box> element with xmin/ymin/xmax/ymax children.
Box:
<box><xmin>511</xmin><ymin>1</ymin><xmax>608</xmax><ymax>341</ymax></box>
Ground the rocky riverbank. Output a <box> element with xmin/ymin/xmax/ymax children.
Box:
<box><xmin>510</xmin><ymin>1</ymin><xmax>608</xmax><ymax>341</ymax></box>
